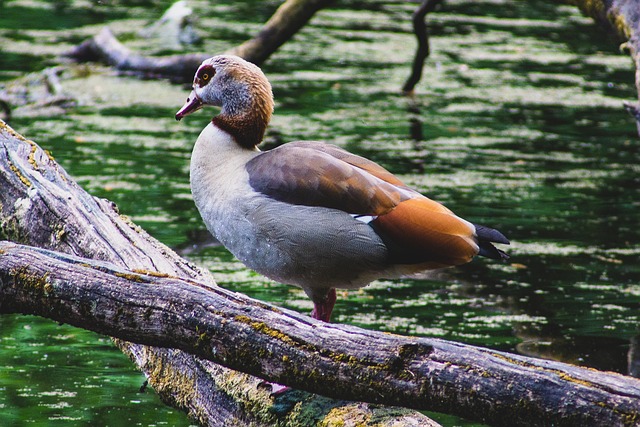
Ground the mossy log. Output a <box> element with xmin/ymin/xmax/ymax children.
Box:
<box><xmin>2</xmin><ymin>122</ymin><xmax>640</xmax><ymax>427</ymax></box>
<box><xmin>0</xmin><ymin>119</ymin><xmax>439</xmax><ymax>426</ymax></box>
<box><xmin>3</xmin><ymin>242</ymin><xmax>640</xmax><ymax>427</ymax></box>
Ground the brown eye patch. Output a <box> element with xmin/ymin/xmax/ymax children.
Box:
<box><xmin>196</xmin><ymin>65</ymin><xmax>215</xmax><ymax>87</ymax></box>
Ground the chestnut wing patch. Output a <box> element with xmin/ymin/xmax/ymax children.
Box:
<box><xmin>371</xmin><ymin>198</ymin><xmax>479</xmax><ymax>265</ymax></box>
<box><xmin>245</xmin><ymin>144</ymin><xmax>409</xmax><ymax>215</ymax></box>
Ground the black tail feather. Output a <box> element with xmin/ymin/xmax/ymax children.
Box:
<box><xmin>474</xmin><ymin>224</ymin><xmax>510</xmax><ymax>261</ymax></box>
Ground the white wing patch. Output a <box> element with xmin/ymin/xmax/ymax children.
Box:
<box><xmin>352</xmin><ymin>214</ymin><xmax>377</xmax><ymax>224</ymax></box>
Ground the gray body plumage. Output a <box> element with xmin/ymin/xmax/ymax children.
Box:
<box><xmin>190</xmin><ymin>123</ymin><xmax>389</xmax><ymax>301</ymax></box>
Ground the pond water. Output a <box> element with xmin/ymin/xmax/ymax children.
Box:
<box><xmin>1</xmin><ymin>0</ymin><xmax>639</xmax><ymax>426</ymax></box>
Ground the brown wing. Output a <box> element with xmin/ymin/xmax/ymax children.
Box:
<box><xmin>246</xmin><ymin>141</ymin><xmax>480</xmax><ymax>267</ymax></box>
<box><xmin>246</xmin><ymin>143</ymin><xmax>411</xmax><ymax>215</ymax></box>
<box><xmin>284</xmin><ymin>141</ymin><xmax>406</xmax><ymax>186</ymax></box>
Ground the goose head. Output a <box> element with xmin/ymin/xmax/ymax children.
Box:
<box><xmin>176</xmin><ymin>55</ymin><xmax>274</xmax><ymax>148</ymax></box>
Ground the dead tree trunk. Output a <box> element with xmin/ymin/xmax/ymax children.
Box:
<box><xmin>2</xmin><ymin>122</ymin><xmax>640</xmax><ymax>426</ymax></box>
<box><xmin>0</xmin><ymin>120</ymin><xmax>439</xmax><ymax>426</ymax></box>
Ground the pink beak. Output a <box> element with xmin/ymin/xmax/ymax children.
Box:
<box><xmin>175</xmin><ymin>90</ymin><xmax>203</xmax><ymax>121</ymax></box>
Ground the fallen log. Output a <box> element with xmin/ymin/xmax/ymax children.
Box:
<box><xmin>64</xmin><ymin>0</ymin><xmax>332</xmax><ymax>83</ymax></box>
<box><xmin>64</xmin><ymin>27</ymin><xmax>209</xmax><ymax>83</ymax></box>
<box><xmin>0</xmin><ymin>120</ymin><xmax>438</xmax><ymax>426</ymax></box>
<box><xmin>3</xmin><ymin>239</ymin><xmax>640</xmax><ymax>427</ymax></box>
<box><xmin>2</xmin><ymin>121</ymin><xmax>640</xmax><ymax>426</ymax></box>
<box><xmin>230</xmin><ymin>0</ymin><xmax>333</xmax><ymax>65</ymax></box>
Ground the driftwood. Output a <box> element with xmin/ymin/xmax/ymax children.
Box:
<box><xmin>0</xmin><ymin>119</ymin><xmax>441</xmax><ymax>426</ymax></box>
<box><xmin>2</xmin><ymin>120</ymin><xmax>640</xmax><ymax>427</ymax></box>
<box><xmin>65</xmin><ymin>0</ymin><xmax>332</xmax><ymax>83</ymax></box>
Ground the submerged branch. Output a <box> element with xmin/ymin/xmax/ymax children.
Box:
<box><xmin>402</xmin><ymin>0</ymin><xmax>443</xmax><ymax>94</ymax></box>
<box><xmin>230</xmin><ymin>0</ymin><xmax>334</xmax><ymax>65</ymax></box>
<box><xmin>565</xmin><ymin>0</ymin><xmax>640</xmax><ymax>135</ymax></box>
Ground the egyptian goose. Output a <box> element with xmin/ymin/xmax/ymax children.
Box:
<box><xmin>176</xmin><ymin>55</ymin><xmax>509</xmax><ymax>323</ymax></box>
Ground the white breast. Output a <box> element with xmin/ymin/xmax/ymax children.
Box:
<box><xmin>190</xmin><ymin>123</ymin><xmax>260</xmax><ymax>241</ymax></box>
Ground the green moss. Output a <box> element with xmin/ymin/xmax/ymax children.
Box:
<box><xmin>132</xmin><ymin>269</ymin><xmax>171</xmax><ymax>278</ymax></box>
<box><xmin>13</xmin><ymin>267</ymin><xmax>53</xmax><ymax>298</ymax></box>
<box><xmin>320</xmin><ymin>405</ymin><xmax>368</xmax><ymax>427</ymax></box>
<box><xmin>568</xmin><ymin>0</ymin><xmax>633</xmax><ymax>40</ymax></box>
<box><xmin>611</xmin><ymin>12</ymin><xmax>632</xmax><ymax>39</ymax></box>
<box><xmin>8</xmin><ymin>160</ymin><xmax>32</xmax><ymax>187</ymax></box>
<box><xmin>53</xmin><ymin>223</ymin><xmax>67</xmax><ymax>242</ymax></box>
<box><xmin>27</xmin><ymin>139</ymin><xmax>39</xmax><ymax>171</ymax></box>
<box><xmin>143</xmin><ymin>352</ymin><xmax>205</xmax><ymax>425</ymax></box>
<box><xmin>42</xmin><ymin>273</ymin><xmax>53</xmax><ymax>295</ymax></box>
<box><xmin>0</xmin><ymin>120</ymin><xmax>28</xmax><ymax>142</ymax></box>
<box><xmin>235</xmin><ymin>315</ymin><xmax>301</xmax><ymax>348</ymax></box>
<box><xmin>44</xmin><ymin>149</ymin><xmax>55</xmax><ymax>162</ymax></box>
<box><xmin>114</xmin><ymin>272</ymin><xmax>146</xmax><ymax>283</ymax></box>
<box><xmin>194</xmin><ymin>326</ymin><xmax>210</xmax><ymax>350</ymax></box>
<box><xmin>623</xmin><ymin>411</ymin><xmax>639</xmax><ymax>427</ymax></box>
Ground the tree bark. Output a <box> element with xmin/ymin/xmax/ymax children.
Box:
<box><xmin>0</xmin><ymin>119</ymin><xmax>438</xmax><ymax>426</ymax></box>
<box><xmin>2</xmin><ymin>240</ymin><xmax>640</xmax><ymax>427</ymax></box>
<box><xmin>2</xmin><ymin>121</ymin><xmax>640</xmax><ymax>426</ymax></box>
<box><xmin>565</xmin><ymin>0</ymin><xmax>640</xmax><ymax>134</ymax></box>
<box><xmin>64</xmin><ymin>0</ymin><xmax>332</xmax><ymax>83</ymax></box>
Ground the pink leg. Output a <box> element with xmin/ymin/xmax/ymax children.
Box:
<box><xmin>260</xmin><ymin>289</ymin><xmax>338</xmax><ymax>397</ymax></box>
<box><xmin>310</xmin><ymin>288</ymin><xmax>337</xmax><ymax>322</ymax></box>
<box><xmin>262</xmin><ymin>289</ymin><xmax>337</xmax><ymax>396</ymax></box>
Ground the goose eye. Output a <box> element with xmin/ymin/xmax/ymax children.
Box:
<box><xmin>197</xmin><ymin>66</ymin><xmax>215</xmax><ymax>86</ymax></box>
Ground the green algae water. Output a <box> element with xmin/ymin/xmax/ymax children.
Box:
<box><xmin>1</xmin><ymin>0</ymin><xmax>638</xmax><ymax>425</ymax></box>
